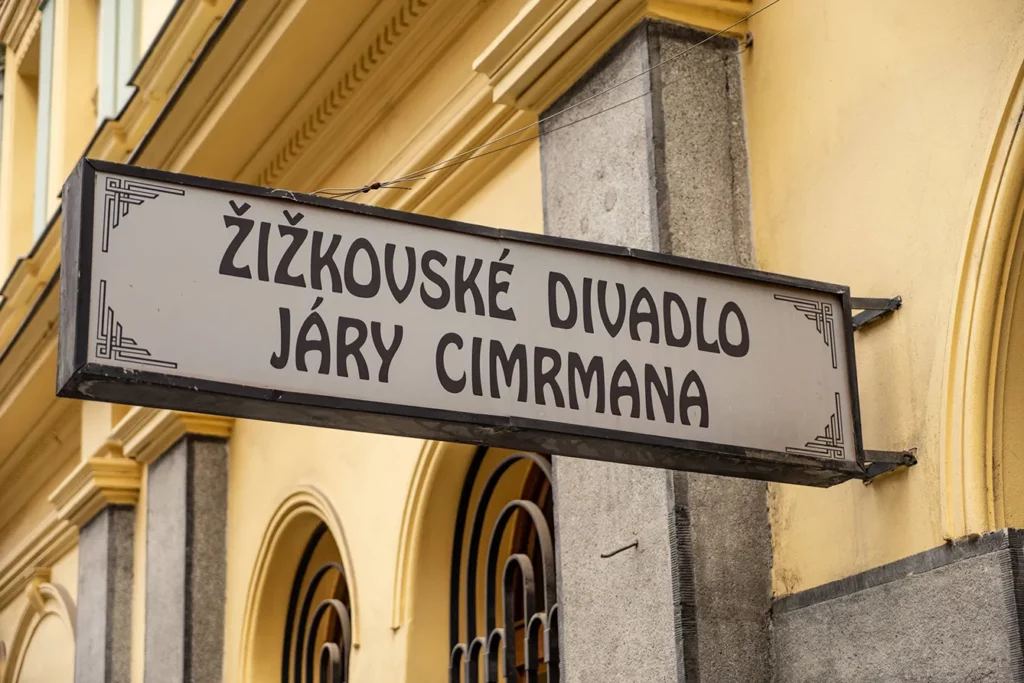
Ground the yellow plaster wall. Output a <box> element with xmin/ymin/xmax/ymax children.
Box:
<box><xmin>47</xmin><ymin>547</ymin><xmax>77</xmax><ymax>605</ymax></box>
<box><xmin>0</xmin><ymin>41</ymin><xmax>38</xmax><ymax>276</ymax></box>
<box><xmin>449</xmin><ymin>141</ymin><xmax>544</xmax><ymax>234</ymax></box>
<box><xmin>13</xmin><ymin>614</ymin><xmax>74</xmax><ymax>682</ymax></box>
<box><xmin>744</xmin><ymin>0</ymin><xmax>1024</xmax><ymax>594</ymax></box>
<box><xmin>140</xmin><ymin>0</ymin><xmax>177</xmax><ymax>55</ymax></box>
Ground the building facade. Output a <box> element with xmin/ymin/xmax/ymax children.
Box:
<box><xmin>1</xmin><ymin>0</ymin><xmax>1024</xmax><ymax>681</ymax></box>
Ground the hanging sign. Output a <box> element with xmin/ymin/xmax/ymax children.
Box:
<box><xmin>57</xmin><ymin>159</ymin><xmax>868</xmax><ymax>486</ymax></box>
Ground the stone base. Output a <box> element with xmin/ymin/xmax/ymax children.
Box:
<box><xmin>773</xmin><ymin>529</ymin><xmax>1024</xmax><ymax>682</ymax></box>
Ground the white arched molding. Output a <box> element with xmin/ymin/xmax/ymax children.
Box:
<box><xmin>238</xmin><ymin>486</ymin><xmax>360</xmax><ymax>680</ymax></box>
<box><xmin>1</xmin><ymin>574</ymin><xmax>76</xmax><ymax>683</ymax></box>
<box><xmin>943</xmin><ymin>58</ymin><xmax>1024</xmax><ymax>538</ymax></box>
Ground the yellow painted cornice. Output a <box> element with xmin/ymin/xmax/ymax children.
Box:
<box><xmin>473</xmin><ymin>0</ymin><xmax>750</xmax><ymax>112</ymax></box>
<box><xmin>0</xmin><ymin>513</ymin><xmax>76</xmax><ymax>610</ymax></box>
<box><xmin>48</xmin><ymin>451</ymin><xmax>142</xmax><ymax>528</ymax></box>
<box><xmin>111</xmin><ymin>407</ymin><xmax>234</xmax><ymax>465</ymax></box>
<box><xmin>0</xmin><ymin>217</ymin><xmax>59</xmax><ymax>359</ymax></box>
<box><xmin>1</xmin><ymin>0</ymin><xmax>38</xmax><ymax>61</ymax></box>
<box><xmin>236</xmin><ymin>0</ymin><xmax>493</xmax><ymax>190</ymax></box>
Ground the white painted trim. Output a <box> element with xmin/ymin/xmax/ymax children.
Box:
<box><xmin>97</xmin><ymin>0</ymin><xmax>118</xmax><ymax>120</ymax></box>
<box><xmin>32</xmin><ymin>0</ymin><xmax>54</xmax><ymax>238</ymax></box>
<box><xmin>115</xmin><ymin>0</ymin><xmax>139</xmax><ymax>112</ymax></box>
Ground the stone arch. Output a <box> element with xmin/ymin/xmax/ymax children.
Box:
<box><xmin>944</xmin><ymin>58</ymin><xmax>1024</xmax><ymax>537</ymax></box>
<box><xmin>238</xmin><ymin>486</ymin><xmax>358</xmax><ymax>683</ymax></box>
<box><xmin>1</xmin><ymin>581</ymin><xmax>76</xmax><ymax>683</ymax></box>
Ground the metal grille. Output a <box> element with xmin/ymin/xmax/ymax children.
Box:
<box><xmin>282</xmin><ymin>523</ymin><xmax>352</xmax><ymax>683</ymax></box>
<box><xmin>450</xmin><ymin>449</ymin><xmax>560</xmax><ymax>683</ymax></box>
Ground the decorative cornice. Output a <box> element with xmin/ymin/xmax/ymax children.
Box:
<box><xmin>48</xmin><ymin>454</ymin><xmax>142</xmax><ymax>528</ymax></box>
<box><xmin>252</xmin><ymin>0</ymin><xmax>432</xmax><ymax>187</ymax></box>
<box><xmin>9</xmin><ymin>5</ymin><xmax>39</xmax><ymax>70</ymax></box>
<box><xmin>472</xmin><ymin>0</ymin><xmax>750</xmax><ymax>111</ymax></box>
<box><xmin>0</xmin><ymin>514</ymin><xmax>76</xmax><ymax>610</ymax></box>
<box><xmin>112</xmin><ymin>407</ymin><xmax>234</xmax><ymax>465</ymax></box>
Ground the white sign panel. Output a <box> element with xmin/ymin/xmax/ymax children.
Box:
<box><xmin>58</xmin><ymin>160</ymin><xmax>867</xmax><ymax>486</ymax></box>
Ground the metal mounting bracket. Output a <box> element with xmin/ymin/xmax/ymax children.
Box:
<box><xmin>862</xmin><ymin>449</ymin><xmax>917</xmax><ymax>484</ymax></box>
<box><xmin>851</xmin><ymin>296</ymin><xmax>902</xmax><ymax>331</ymax></box>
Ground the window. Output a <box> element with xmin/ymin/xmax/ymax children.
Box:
<box><xmin>32</xmin><ymin>0</ymin><xmax>54</xmax><ymax>238</ymax></box>
<box><xmin>97</xmin><ymin>0</ymin><xmax>138</xmax><ymax>120</ymax></box>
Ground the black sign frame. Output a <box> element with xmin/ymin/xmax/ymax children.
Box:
<box><xmin>57</xmin><ymin>159</ymin><xmax>868</xmax><ymax>487</ymax></box>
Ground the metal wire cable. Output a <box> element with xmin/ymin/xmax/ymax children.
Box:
<box><xmin>313</xmin><ymin>0</ymin><xmax>782</xmax><ymax>199</ymax></box>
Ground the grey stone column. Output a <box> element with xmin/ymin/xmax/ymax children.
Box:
<box><xmin>144</xmin><ymin>436</ymin><xmax>228</xmax><ymax>683</ymax></box>
<box><xmin>541</xmin><ymin>21</ymin><xmax>771</xmax><ymax>683</ymax></box>
<box><xmin>74</xmin><ymin>507</ymin><xmax>135</xmax><ymax>683</ymax></box>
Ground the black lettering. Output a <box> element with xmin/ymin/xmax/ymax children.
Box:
<box><xmin>696</xmin><ymin>297</ymin><xmax>720</xmax><ymax>353</ymax></box>
<box><xmin>220</xmin><ymin>205</ymin><xmax>253</xmax><ymax>279</ymax></box>
<box><xmin>534</xmin><ymin>347</ymin><xmax>565</xmax><ymax>407</ymax></box>
<box><xmin>344</xmin><ymin>238</ymin><xmax>381</xmax><ymax>298</ymax></box>
<box><xmin>455</xmin><ymin>255</ymin><xmax>485</xmax><ymax>315</ymax></box>
<box><xmin>258</xmin><ymin>221</ymin><xmax>271</xmax><ymax>281</ymax></box>
<box><xmin>471</xmin><ymin>336</ymin><xmax>483</xmax><ymax>396</ymax></box>
<box><xmin>336</xmin><ymin>317</ymin><xmax>369</xmax><ymax>380</ymax></box>
<box><xmin>548</xmin><ymin>272</ymin><xmax>577</xmax><ymax>330</ymax></box>
<box><xmin>598</xmin><ymin>281</ymin><xmax>627</xmax><ymax>337</ymax></box>
<box><xmin>489</xmin><ymin>340</ymin><xmax>528</xmax><ymax>402</ymax></box>
<box><xmin>436</xmin><ymin>333</ymin><xmax>465</xmax><ymax>393</ymax></box>
<box><xmin>644</xmin><ymin>365</ymin><xmax>674</xmax><ymax>422</ymax></box>
<box><xmin>295</xmin><ymin>298</ymin><xmax>329</xmax><ymax>374</ymax></box>
<box><xmin>310</xmin><ymin>231</ymin><xmax>343</xmax><ymax>293</ymax></box>
<box><xmin>385</xmin><ymin>244</ymin><xmax>416</xmax><ymax>304</ymax></box>
<box><xmin>420</xmin><ymin>250</ymin><xmax>450</xmax><ymax>310</ymax></box>
<box><xmin>488</xmin><ymin>249</ymin><xmax>516</xmax><ymax>320</ymax></box>
<box><xmin>719</xmin><ymin>302</ymin><xmax>750</xmax><ymax>358</ymax></box>
<box><xmin>680</xmin><ymin>370</ymin><xmax>709</xmax><ymax>428</ymax></box>
<box><xmin>275</xmin><ymin>211</ymin><xmax>308</xmax><ymax>287</ymax></box>
<box><xmin>567</xmin><ymin>353</ymin><xmax>604</xmax><ymax>412</ymax></box>
<box><xmin>664</xmin><ymin>292</ymin><xmax>691</xmax><ymax>348</ymax></box>
<box><xmin>270</xmin><ymin>307</ymin><xmax>289</xmax><ymax>368</ymax></box>
<box><xmin>371</xmin><ymin>322</ymin><xmax>403</xmax><ymax>383</ymax></box>
<box><xmin>582</xmin><ymin>277</ymin><xmax>594</xmax><ymax>334</ymax></box>
<box><xmin>610</xmin><ymin>360</ymin><xmax>640</xmax><ymax>418</ymax></box>
<box><xmin>629</xmin><ymin>287</ymin><xmax>659</xmax><ymax>343</ymax></box>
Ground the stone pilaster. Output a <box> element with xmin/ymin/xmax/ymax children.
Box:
<box><xmin>50</xmin><ymin>445</ymin><xmax>141</xmax><ymax>683</ymax></box>
<box><xmin>540</xmin><ymin>20</ymin><xmax>771</xmax><ymax>683</ymax></box>
<box><xmin>142</xmin><ymin>435</ymin><xmax>229</xmax><ymax>683</ymax></box>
